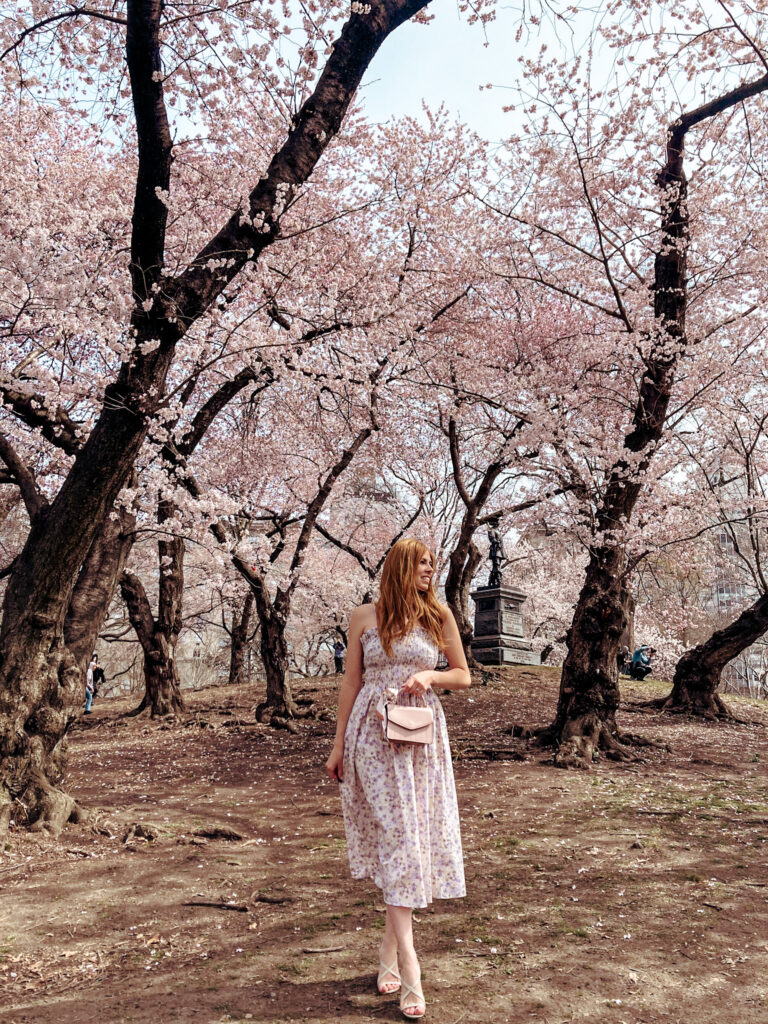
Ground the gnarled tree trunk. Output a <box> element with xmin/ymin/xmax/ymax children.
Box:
<box><xmin>550</xmin><ymin>125</ymin><xmax>690</xmax><ymax>766</ymax></box>
<box><xmin>64</xmin><ymin>506</ymin><xmax>137</xmax><ymax>670</ymax></box>
<box><xmin>551</xmin><ymin>550</ymin><xmax>632</xmax><ymax>765</ymax></box>
<box><xmin>662</xmin><ymin>592</ymin><xmax>768</xmax><ymax>717</ymax></box>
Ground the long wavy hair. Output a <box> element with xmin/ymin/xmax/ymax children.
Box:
<box><xmin>377</xmin><ymin>538</ymin><xmax>445</xmax><ymax>656</ymax></box>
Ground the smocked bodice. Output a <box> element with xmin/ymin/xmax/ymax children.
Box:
<box><xmin>360</xmin><ymin>625</ymin><xmax>438</xmax><ymax>689</ymax></box>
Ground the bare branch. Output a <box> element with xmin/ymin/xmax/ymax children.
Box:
<box><xmin>0</xmin><ymin>432</ymin><xmax>46</xmax><ymax>518</ymax></box>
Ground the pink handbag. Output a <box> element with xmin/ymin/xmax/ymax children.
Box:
<box><xmin>377</xmin><ymin>687</ymin><xmax>434</xmax><ymax>745</ymax></box>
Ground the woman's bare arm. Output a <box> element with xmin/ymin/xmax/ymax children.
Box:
<box><xmin>401</xmin><ymin>607</ymin><xmax>471</xmax><ymax>693</ymax></box>
<box><xmin>325</xmin><ymin>606</ymin><xmax>367</xmax><ymax>780</ymax></box>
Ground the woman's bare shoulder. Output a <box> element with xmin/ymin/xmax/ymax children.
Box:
<box><xmin>350</xmin><ymin>603</ymin><xmax>377</xmax><ymax>631</ymax></box>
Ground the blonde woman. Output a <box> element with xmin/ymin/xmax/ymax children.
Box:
<box><xmin>325</xmin><ymin>538</ymin><xmax>470</xmax><ymax>1020</ymax></box>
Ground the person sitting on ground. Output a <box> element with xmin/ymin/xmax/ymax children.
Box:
<box><xmin>629</xmin><ymin>645</ymin><xmax>652</xmax><ymax>680</ymax></box>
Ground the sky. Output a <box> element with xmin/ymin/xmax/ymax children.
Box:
<box><xmin>358</xmin><ymin>3</ymin><xmax>534</xmax><ymax>142</ymax></box>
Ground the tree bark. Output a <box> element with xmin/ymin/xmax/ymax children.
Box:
<box><xmin>551</xmin><ymin>548</ymin><xmax>632</xmax><ymax>765</ymax></box>
<box><xmin>63</xmin><ymin>507</ymin><xmax>137</xmax><ymax>670</ymax></box>
<box><xmin>253</xmin><ymin>600</ymin><xmax>299</xmax><ymax>725</ymax></box>
<box><xmin>661</xmin><ymin>593</ymin><xmax>768</xmax><ymax>717</ymax></box>
<box><xmin>229</xmin><ymin>591</ymin><xmax>255</xmax><ymax>687</ymax></box>
<box><xmin>445</xmin><ymin>538</ymin><xmax>484</xmax><ymax>662</ymax></box>
<box><xmin>120</xmin><ymin>540</ymin><xmax>186</xmax><ymax>718</ymax></box>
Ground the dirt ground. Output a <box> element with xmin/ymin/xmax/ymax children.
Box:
<box><xmin>1</xmin><ymin>666</ymin><xmax>767</xmax><ymax>1024</ymax></box>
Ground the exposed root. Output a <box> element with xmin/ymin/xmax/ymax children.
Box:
<box><xmin>269</xmin><ymin>715</ymin><xmax>299</xmax><ymax>734</ymax></box>
<box><xmin>254</xmin><ymin>698</ymin><xmax>329</xmax><ymax>729</ymax></box>
<box><xmin>507</xmin><ymin>716</ymin><xmax>667</xmax><ymax>769</ymax></box>
<box><xmin>123</xmin><ymin>694</ymin><xmax>150</xmax><ymax>718</ymax></box>
<box><xmin>640</xmin><ymin>693</ymin><xmax>750</xmax><ymax>724</ymax></box>
<box><xmin>615</xmin><ymin>728</ymin><xmax>671</xmax><ymax>752</ymax></box>
<box><xmin>18</xmin><ymin>770</ymin><xmax>87</xmax><ymax>835</ymax></box>
<box><xmin>506</xmin><ymin>723</ymin><xmax>556</xmax><ymax>745</ymax></box>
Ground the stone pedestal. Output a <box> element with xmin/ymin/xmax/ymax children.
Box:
<box><xmin>470</xmin><ymin>585</ymin><xmax>540</xmax><ymax>667</ymax></box>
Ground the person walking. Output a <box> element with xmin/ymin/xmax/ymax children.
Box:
<box><xmin>84</xmin><ymin>653</ymin><xmax>98</xmax><ymax>713</ymax></box>
<box><xmin>333</xmin><ymin>638</ymin><xmax>346</xmax><ymax>675</ymax></box>
<box><xmin>325</xmin><ymin>538</ymin><xmax>470</xmax><ymax>1020</ymax></box>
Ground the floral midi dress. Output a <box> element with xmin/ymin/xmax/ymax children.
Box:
<box><xmin>340</xmin><ymin>625</ymin><xmax>466</xmax><ymax>909</ymax></box>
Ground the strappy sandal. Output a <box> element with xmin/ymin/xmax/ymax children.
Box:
<box><xmin>400</xmin><ymin>976</ymin><xmax>426</xmax><ymax>1019</ymax></box>
<box><xmin>376</xmin><ymin>957</ymin><xmax>401</xmax><ymax>995</ymax></box>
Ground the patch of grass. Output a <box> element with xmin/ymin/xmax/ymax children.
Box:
<box><xmin>491</xmin><ymin>836</ymin><xmax>519</xmax><ymax>854</ymax></box>
<box><xmin>557</xmin><ymin>925</ymin><xmax>590</xmax><ymax>938</ymax></box>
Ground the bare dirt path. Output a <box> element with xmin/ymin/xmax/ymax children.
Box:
<box><xmin>1</xmin><ymin>667</ymin><xmax>767</xmax><ymax>1024</ymax></box>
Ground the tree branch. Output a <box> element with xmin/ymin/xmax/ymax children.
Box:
<box><xmin>0</xmin><ymin>386</ymin><xmax>81</xmax><ymax>455</ymax></box>
<box><xmin>176</xmin><ymin>364</ymin><xmax>275</xmax><ymax>458</ymax></box>
<box><xmin>0</xmin><ymin>6</ymin><xmax>127</xmax><ymax>63</ymax></box>
<box><xmin>0</xmin><ymin>432</ymin><xmax>46</xmax><ymax>518</ymax></box>
<box><xmin>163</xmin><ymin>0</ymin><xmax>434</xmax><ymax>329</ymax></box>
<box><xmin>125</xmin><ymin>0</ymin><xmax>174</xmax><ymax>305</ymax></box>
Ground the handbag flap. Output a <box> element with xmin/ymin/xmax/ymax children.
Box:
<box><xmin>386</xmin><ymin>706</ymin><xmax>434</xmax><ymax>731</ymax></box>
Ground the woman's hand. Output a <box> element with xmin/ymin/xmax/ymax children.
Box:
<box><xmin>400</xmin><ymin>670</ymin><xmax>435</xmax><ymax>696</ymax></box>
<box><xmin>325</xmin><ymin>743</ymin><xmax>344</xmax><ymax>782</ymax></box>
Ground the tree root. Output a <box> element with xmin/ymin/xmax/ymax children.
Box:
<box><xmin>254</xmin><ymin>699</ymin><xmax>330</xmax><ymax>730</ymax></box>
<box><xmin>506</xmin><ymin>719</ymin><xmax>668</xmax><ymax>769</ymax></box>
<box><xmin>123</xmin><ymin>694</ymin><xmax>150</xmax><ymax>718</ymax></box>
<box><xmin>8</xmin><ymin>770</ymin><xmax>88</xmax><ymax>836</ymax></box>
<box><xmin>640</xmin><ymin>693</ymin><xmax>751</xmax><ymax>724</ymax></box>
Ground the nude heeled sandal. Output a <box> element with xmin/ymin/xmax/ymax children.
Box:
<box><xmin>377</xmin><ymin>957</ymin><xmax>401</xmax><ymax>995</ymax></box>
<box><xmin>399</xmin><ymin>976</ymin><xmax>426</xmax><ymax>1019</ymax></box>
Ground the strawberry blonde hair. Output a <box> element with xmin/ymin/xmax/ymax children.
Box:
<box><xmin>377</xmin><ymin>538</ymin><xmax>445</xmax><ymax>656</ymax></box>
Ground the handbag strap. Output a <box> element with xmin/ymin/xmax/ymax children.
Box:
<box><xmin>394</xmin><ymin>689</ymin><xmax>428</xmax><ymax>709</ymax></box>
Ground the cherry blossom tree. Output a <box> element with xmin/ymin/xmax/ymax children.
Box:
<box><xmin>0</xmin><ymin>0</ymin><xmax>468</xmax><ymax>832</ymax></box>
<box><xmin>485</xmin><ymin>0</ymin><xmax>768</xmax><ymax>765</ymax></box>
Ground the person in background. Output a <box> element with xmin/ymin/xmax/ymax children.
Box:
<box><xmin>92</xmin><ymin>657</ymin><xmax>106</xmax><ymax>697</ymax></box>
<box><xmin>629</xmin><ymin>645</ymin><xmax>652</xmax><ymax>680</ymax></box>
<box><xmin>333</xmin><ymin>638</ymin><xmax>346</xmax><ymax>675</ymax></box>
<box><xmin>84</xmin><ymin>653</ymin><xmax>98</xmax><ymax>714</ymax></box>
<box><xmin>617</xmin><ymin>644</ymin><xmax>631</xmax><ymax>675</ymax></box>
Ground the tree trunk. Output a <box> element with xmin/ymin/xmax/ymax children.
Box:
<box><xmin>120</xmin><ymin>540</ymin><xmax>186</xmax><ymax>719</ymax></box>
<box><xmin>662</xmin><ymin>592</ymin><xmax>768</xmax><ymax>717</ymax></box>
<box><xmin>63</xmin><ymin>507</ymin><xmax>137</xmax><ymax>670</ymax></box>
<box><xmin>253</xmin><ymin>603</ymin><xmax>299</xmax><ymax>727</ymax></box>
<box><xmin>550</xmin><ymin>549</ymin><xmax>631</xmax><ymax>766</ymax></box>
<box><xmin>548</xmin><ymin>104</ymin><xmax>693</xmax><ymax>766</ymax></box>
<box><xmin>445</xmin><ymin>539</ymin><xmax>483</xmax><ymax>664</ymax></box>
<box><xmin>229</xmin><ymin>592</ymin><xmax>255</xmax><ymax>687</ymax></box>
<box><xmin>0</xmin><ymin>362</ymin><xmax>177</xmax><ymax>832</ymax></box>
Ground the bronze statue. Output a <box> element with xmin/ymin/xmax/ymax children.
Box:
<box><xmin>487</xmin><ymin>519</ymin><xmax>505</xmax><ymax>587</ymax></box>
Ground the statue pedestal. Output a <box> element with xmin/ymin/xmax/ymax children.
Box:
<box><xmin>470</xmin><ymin>585</ymin><xmax>540</xmax><ymax>667</ymax></box>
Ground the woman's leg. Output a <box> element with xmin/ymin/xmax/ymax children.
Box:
<box><xmin>378</xmin><ymin>907</ymin><xmax>400</xmax><ymax>993</ymax></box>
<box><xmin>386</xmin><ymin>904</ymin><xmax>425</xmax><ymax>1017</ymax></box>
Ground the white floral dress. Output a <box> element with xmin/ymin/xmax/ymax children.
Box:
<box><xmin>340</xmin><ymin>625</ymin><xmax>466</xmax><ymax>909</ymax></box>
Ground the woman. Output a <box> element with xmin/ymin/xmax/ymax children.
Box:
<box><xmin>325</xmin><ymin>538</ymin><xmax>471</xmax><ymax>1020</ymax></box>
